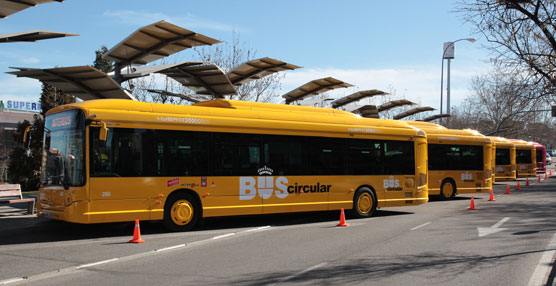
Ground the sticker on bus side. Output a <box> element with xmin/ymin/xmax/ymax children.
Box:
<box><xmin>167</xmin><ymin>177</ymin><xmax>179</xmax><ymax>187</ymax></box>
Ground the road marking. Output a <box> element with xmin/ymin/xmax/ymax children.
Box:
<box><xmin>76</xmin><ymin>258</ymin><xmax>119</xmax><ymax>269</ymax></box>
<box><xmin>477</xmin><ymin>217</ymin><xmax>510</xmax><ymax>237</ymax></box>
<box><xmin>272</xmin><ymin>262</ymin><xmax>328</xmax><ymax>285</ymax></box>
<box><xmin>155</xmin><ymin>244</ymin><xmax>186</xmax><ymax>252</ymax></box>
<box><xmin>0</xmin><ymin>225</ymin><xmax>274</xmax><ymax>285</ymax></box>
<box><xmin>0</xmin><ymin>277</ymin><xmax>24</xmax><ymax>285</ymax></box>
<box><xmin>528</xmin><ymin>231</ymin><xmax>556</xmax><ymax>286</ymax></box>
<box><xmin>212</xmin><ymin>233</ymin><xmax>236</xmax><ymax>240</ymax></box>
<box><xmin>242</xmin><ymin>225</ymin><xmax>271</xmax><ymax>232</ymax></box>
<box><xmin>410</xmin><ymin>222</ymin><xmax>431</xmax><ymax>231</ymax></box>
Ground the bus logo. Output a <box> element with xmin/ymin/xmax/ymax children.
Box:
<box><xmin>383</xmin><ymin>176</ymin><xmax>402</xmax><ymax>191</ymax></box>
<box><xmin>461</xmin><ymin>173</ymin><xmax>473</xmax><ymax>182</ymax></box>
<box><xmin>239</xmin><ymin>176</ymin><xmax>289</xmax><ymax>200</ymax></box>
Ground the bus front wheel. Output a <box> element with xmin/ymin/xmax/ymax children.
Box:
<box><xmin>351</xmin><ymin>187</ymin><xmax>377</xmax><ymax>218</ymax></box>
<box><xmin>163</xmin><ymin>192</ymin><xmax>201</xmax><ymax>231</ymax></box>
<box><xmin>440</xmin><ymin>179</ymin><xmax>456</xmax><ymax>200</ymax></box>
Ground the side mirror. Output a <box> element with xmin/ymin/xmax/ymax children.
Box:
<box><xmin>99</xmin><ymin>122</ymin><xmax>108</xmax><ymax>141</ymax></box>
<box><xmin>23</xmin><ymin>125</ymin><xmax>32</xmax><ymax>148</ymax></box>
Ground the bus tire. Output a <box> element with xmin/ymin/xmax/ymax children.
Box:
<box><xmin>440</xmin><ymin>179</ymin><xmax>456</xmax><ymax>200</ymax></box>
<box><xmin>351</xmin><ymin>187</ymin><xmax>377</xmax><ymax>218</ymax></box>
<box><xmin>163</xmin><ymin>192</ymin><xmax>201</xmax><ymax>231</ymax></box>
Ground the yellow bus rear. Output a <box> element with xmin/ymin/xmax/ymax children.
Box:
<box><xmin>510</xmin><ymin>139</ymin><xmax>537</xmax><ymax>178</ymax></box>
<box><xmin>489</xmin><ymin>137</ymin><xmax>516</xmax><ymax>181</ymax></box>
<box><xmin>37</xmin><ymin>99</ymin><xmax>428</xmax><ymax>231</ymax></box>
<box><xmin>407</xmin><ymin>122</ymin><xmax>492</xmax><ymax>200</ymax></box>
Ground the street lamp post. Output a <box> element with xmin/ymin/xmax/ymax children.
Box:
<box><xmin>440</xmin><ymin>38</ymin><xmax>476</xmax><ymax>118</ymax></box>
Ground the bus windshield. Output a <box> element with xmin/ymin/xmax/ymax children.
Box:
<box><xmin>41</xmin><ymin>109</ymin><xmax>86</xmax><ymax>187</ymax></box>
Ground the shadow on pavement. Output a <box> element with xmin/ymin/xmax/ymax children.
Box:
<box><xmin>0</xmin><ymin>209</ymin><xmax>413</xmax><ymax>246</ymax></box>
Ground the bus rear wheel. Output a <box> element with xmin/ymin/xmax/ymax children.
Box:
<box><xmin>351</xmin><ymin>187</ymin><xmax>377</xmax><ymax>218</ymax></box>
<box><xmin>163</xmin><ymin>193</ymin><xmax>200</xmax><ymax>231</ymax></box>
<box><xmin>440</xmin><ymin>179</ymin><xmax>456</xmax><ymax>200</ymax></box>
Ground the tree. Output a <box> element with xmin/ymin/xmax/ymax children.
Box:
<box><xmin>449</xmin><ymin>65</ymin><xmax>556</xmax><ymax>145</ymax></box>
<box><xmin>92</xmin><ymin>45</ymin><xmax>113</xmax><ymax>73</ymax></box>
<box><xmin>7</xmin><ymin>117</ymin><xmax>42</xmax><ymax>191</ymax></box>
<box><xmin>191</xmin><ymin>30</ymin><xmax>284</xmax><ymax>102</ymax></box>
<box><xmin>457</xmin><ymin>0</ymin><xmax>556</xmax><ymax>98</ymax></box>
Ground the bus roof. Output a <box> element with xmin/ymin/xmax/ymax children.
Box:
<box><xmin>406</xmin><ymin>121</ymin><xmax>489</xmax><ymax>144</ymax></box>
<box><xmin>488</xmin><ymin>136</ymin><xmax>516</xmax><ymax>148</ymax></box>
<box><xmin>47</xmin><ymin>99</ymin><xmax>424</xmax><ymax>136</ymax></box>
<box><xmin>508</xmin><ymin>139</ymin><xmax>535</xmax><ymax>149</ymax></box>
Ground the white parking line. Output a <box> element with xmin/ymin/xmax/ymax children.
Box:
<box><xmin>155</xmin><ymin>244</ymin><xmax>186</xmax><ymax>252</ymax></box>
<box><xmin>212</xmin><ymin>233</ymin><xmax>236</xmax><ymax>240</ymax></box>
<box><xmin>528</xmin><ymin>231</ymin><xmax>556</xmax><ymax>286</ymax></box>
<box><xmin>0</xmin><ymin>277</ymin><xmax>24</xmax><ymax>285</ymax></box>
<box><xmin>76</xmin><ymin>258</ymin><xmax>119</xmax><ymax>269</ymax></box>
<box><xmin>410</xmin><ymin>222</ymin><xmax>431</xmax><ymax>231</ymax></box>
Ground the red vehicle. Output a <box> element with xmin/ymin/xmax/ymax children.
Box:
<box><xmin>532</xmin><ymin>142</ymin><xmax>546</xmax><ymax>174</ymax></box>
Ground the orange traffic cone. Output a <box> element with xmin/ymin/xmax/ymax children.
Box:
<box><xmin>129</xmin><ymin>219</ymin><xmax>145</xmax><ymax>243</ymax></box>
<box><xmin>516</xmin><ymin>181</ymin><xmax>521</xmax><ymax>191</ymax></box>
<box><xmin>336</xmin><ymin>208</ymin><xmax>349</xmax><ymax>227</ymax></box>
<box><xmin>505</xmin><ymin>184</ymin><xmax>511</xmax><ymax>194</ymax></box>
<box><xmin>538</xmin><ymin>175</ymin><xmax>541</xmax><ymax>182</ymax></box>
<box><xmin>550</xmin><ymin>170</ymin><xmax>552</xmax><ymax>176</ymax></box>
<box><xmin>545</xmin><ymin>173</ymin><xmax>548</xmax><ymax>179</ymax></box>
<box><xmin>488</xmin><ymin>189</ymin><xmax>496</xmax><ymax>201</ymax></box>
<box><xmin>468</xmin><ymin>196</ymin><xmax>477</xmax><ymax>210</ymax></box>
<box><xmin>526</xmin><ymin>178</ymin><xmax>530</xmax><ymax>186</ymax></box>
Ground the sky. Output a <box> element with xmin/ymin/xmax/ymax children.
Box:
<box><xmin>0</xmin><ymin>0</ymin><xmax>493</xmax><ymax>113</ymax></box>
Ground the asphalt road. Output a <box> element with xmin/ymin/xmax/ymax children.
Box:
<box><xmin>1</xmin><ymin>174</ymin><xmax>556</xmax><ymax>286</ymax></box>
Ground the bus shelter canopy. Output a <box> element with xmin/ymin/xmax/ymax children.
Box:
<box><xmin>282</xmin><ymin>77</ymin><xmax>353</xmax><ymax>104</ymax></box>
<box><xmin>144</xmin><ymin>88</ymin><xmax>208</xmax><ymax>103</ymax></box>
<box><xmin>393</xmin><ymin>106</ymin><xmax>435</xmax><ymax>120</ymax></box>
<box><xmin>421</xmin><ymin>114</ymin><xmax>451</xmax><ymax>122</ymax></box>
<box><xmin>378</xmin><ymin>99</ymin><xmax>416</xmax><ymax>112</ymax></box>
<box><xmin>0</xmin><ymin>0</ymin><xmax>62</xmax><ymax>18</ymax></box>
<box><xmin>352</xmin><ymin>105</ymin><xmax>380</xmax><ymax>118</ymax></box>
<box><xmin>227</xmin><ymin>57</ymin><xmax>301</xmax><ymax>86</ymax></box>
<box><xmin>7</xmin><ymin>66</ymin><xmax>134</xmax><ymax>101</ymax></box>
<box><xmin>0</xmin><ymin>30</ymin><xmax>78</xmax><ymax>42</ymax></box>
<box><xmin>156</xmin><ymin>62</ymin><xmax>237</xmax><ymax>98</ymax></box>
<box><xmin>102</xmin><ymin>20</ymin><xmax>221</xmax><ymax>66</ymax></box>
<box><xmin>331</xmin><ymin>89</ymin><xmax>387</xmax><ymax>109</ymax></box>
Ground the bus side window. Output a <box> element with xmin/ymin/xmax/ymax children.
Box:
<box><xmin>214</xmin><ymin>133</ymin><xmax>261</xmax><ymax>176</ymax></box>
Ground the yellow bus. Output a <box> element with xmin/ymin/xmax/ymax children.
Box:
<box><xmin>489</xmin><ymin>137</ymin><xmax>516</xmax><ymax>181</ymax></box>
<box><xmin>407</xmin><ymin>122</ymin><xmax>493</xmax><ymax>200</ymax></box>
<box><xmin>509</xmin><ymin>139</ymin><xmax>537</xmax><ymax>178</ymax></box>
<box><xmin>37</xmin><ymin>99</ymin><xmax>428</xmax><ymax>231</ymax></box>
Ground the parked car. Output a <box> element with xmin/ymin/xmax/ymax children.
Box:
<box><xmin>547</xmin><ymin>153</ymin><xmax>552</xmax><ymax>165</ymax></box>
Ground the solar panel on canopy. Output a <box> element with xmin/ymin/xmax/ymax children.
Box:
<box><xmin>393</xmin><ymin>106</ymin><xmax>435</xmax><ymax>120</ymax></box>
<box><xmin>144</xmin><ymin>88</ymin><xmax>208</xmax><ymax>103</ymax></box>
<box><xmin>352</xmin><ymin>105</ymin><xmax>380</xmax><ymax>118</ymax></box>
<box><xmin>0</xmin><ymin>30</ymin><xmax>78</xmax><ymax>42</ymax></box>
<box><xmin>117</xmin><ymin>61</ymin><xmax>203</xmax><ymax>81</ymax></box>
<box><xmin>7</xmin><ymin>66</ymin><xmax>134</xmax><ymax>100</ymax></box>
<box><xmin>0</xmin><ymin>0</ymin><xmax>62</xmax><ymax>18</ymax></box>
<box><xmin>421</xmin><ymin>114</ymin><xmax>451</xmax><ymax>122</ymax></box>
<box><xmin>282</xmin><ymin>77</ymin><xmax>353</xmax><ymax>104</ymax></box>
<box><xmin>228</xmin><ymin>57</ymin><xmax>301</xmax><ymax>86</ymax></box>
<box><xmin>330</xmin><ymin>89</ymin><xmax>387</xmax><ymax>109</ymax></box>
<box><xmin>156</xmin><ymin>62</ymin><xmax>237</xmax><ymax>98</ymax></box>
<box><xmin>102</xmin><ymin>20</ymin><xmax>221</xmax><ymax>65</ymax></box>
<box><xmin>378</xmin><ymin>99</ymin><xmax>416</xmax><ymax>112</ymax></box>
